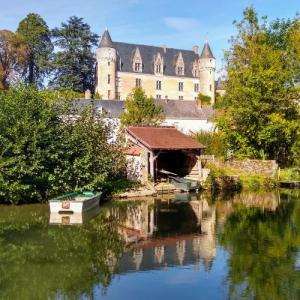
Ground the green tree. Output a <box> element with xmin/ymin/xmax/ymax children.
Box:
<box><xmin>197</xmin><ymin>93</ymin><xmax>211</xmax><ymax>107</ymax></box>
<box><xmin>120</xmin><ymin>87</ymin><xmax>165</xmax><ymax>127</ymax></box>
<box><xmin>0</xmin><ymin>86</ymin><xmax>125</xmax><ymax>204</ymax></box>
<box><xmin>17</xmin><ymin>13</ymin><xmax>53</xmax><ymax>86</ymax></box>
<box><xmin>50</xmin><ymin>16</ymin><xmax>98</xmax><ymax>92</ymax></box>
<box><xmin>0</xmin><ymin>30</ymin><xmax>27</xmax><ymax>90</ymax></box>
<box><xmin>217</xmin><ymin>7</ymin><xmax>300</xmax><ymax>166</ymax></box>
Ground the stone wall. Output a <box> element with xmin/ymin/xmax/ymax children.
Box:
<box><xmin>222</xmin><ymin>159</ymin><xmax>278</xmax><ymax>177</ymax></box>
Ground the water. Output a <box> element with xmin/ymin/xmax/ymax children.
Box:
<box><xmin>0</xmin><ymin>190</ymin><xmax>299</xmax><ymax>300</ymax></box>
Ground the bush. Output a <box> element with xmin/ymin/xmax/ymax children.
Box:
<box><xmin>193</xmin><ymin>131</ymin><xmax>226</xmax><ymax>158</ymax></box>
<box><xmin>0</xmin><ymin>86</ymin><xmax>126</xmax><ymax>204</ymax></box>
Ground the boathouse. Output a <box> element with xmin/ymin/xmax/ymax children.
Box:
<box><xmin>125</xmin><ymin>126</ymin><xmax>206</xmax><ymax>183</ymax></box>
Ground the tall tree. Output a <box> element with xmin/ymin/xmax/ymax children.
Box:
<box><xmin>0</xmin><ymin>30</ymin><xmax>27</xmax><ymax>90</ymax></box>
<box><xmin>120</xmin><ymin>87</ymin><xmax>165</xmax><ymax>127</ymax></box>
<box><xmin>17</xmin><ymin>13</ymin><xmax>53</xmax><ymax>86</ymax></box>
<box><xmin>217</xmin><ymin>7</ymin><xmax>300</xmax><ymax>166</ymax></box>
<box><xmin>50</xmin><ymin>16</ymin><xmax>98</xmax><ymax>92</ymax></box>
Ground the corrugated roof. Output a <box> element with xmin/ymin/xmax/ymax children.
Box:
<box><xmin>126</xmin><ymin>126</ymin><xmax>205</xmax><ymax>150</ymax></box>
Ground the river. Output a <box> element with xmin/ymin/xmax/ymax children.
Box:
<box><xmin>0</xmin><ymin>190</ymin><xmax>299</xmax><ymax>299</ymax></box>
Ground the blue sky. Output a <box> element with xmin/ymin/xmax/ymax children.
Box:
<box><xmin>1</xmin><ymin>0</ymin><xmax>299</xmax><ymax>73</ymax></box>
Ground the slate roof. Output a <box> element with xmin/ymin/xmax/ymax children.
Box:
<box><xmin>114</xmin><ymin>42</ymin><xmax>200</xmax><ymax>78</ymax></box>
<box><xmin>215</xmin><ymin>78</ymin><xmax>225</xmax><ymax>90</ymax></box>
<box><xmin>99</xmin><ymin>30</ymin><xmax>114</xmax><ymax>48</ymax></box>
<box><xmin>72</xmin><ymin>99</ymin><xmax>214</xmax><ymax>120</ymax></box>
<box><xmin>200</xmin><ymin>42</ymin><xmax>214</xmax><ymax>59</ymax></box>
<box><xmin>126</xmin><ymin>126</ymin><xmax>205</xmax><ymax>150</ymax></box>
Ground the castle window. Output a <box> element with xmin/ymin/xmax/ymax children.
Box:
<box><xmin>156</xmin><ymin>80</ymin><xmax>162</xmax><ymax>90</ymax></box>
<box><xmin>116</xmin><ymin>92</ymin><xmax>121</xmax><ymax>100</ymax></box>
<box><xmin>194</xmin><ymin>83</ymin><xmax>199</xmax><ymax>93</ymax></box>
<box><xmin>156</xmin><ymin>95</ymin><xmax>161</xmax><ymax>100</ymax></box>
<box><xmin>108</xmin><ymin>90</ymin><xmax>111</xmax><ymax>99</ymax></box>
<box><xmin>135</xmin><ymin>78</ymin><xmax>141</xmax><ymax>87</ymax></box>
<box><xmin>210</xmin><ymin>84</ymin><xmax>212</xmax><ymax>92</ymax></box>
<box><xmin>108</xmin><ymin>61</ymin><xmax>110</xmax><ymax>66</ymax></box>
<box><xmin>192</xmin><ymin>60</ymin><xmax>199</xmax><ymax>77</ymax></box>
<box><xmin>116</xmin><ymin>76</ymin><xmax>121</xmax><ymax>87</ymax></box>
<box><xmin>177</xmin><ymin>67</ymin><xmax>184</xmax><ymax>76</ymax></box>
<box><xmin>154</xmin><ymin>53</ymin><xmax>164</xmax><ymax>75</ymax></box>
<box><xmin>175</xmin><ymin>52</ymin><xmax>185</xmax><ymax>76</ymax></box>
<box><xmin>179</xmin><ymin>96</ymin><xmax>184</xmax><ymax>100</ymax></box>
<box><xmin>178</xmin><ymin>82</ymin><xmax>184</xmax><ymax>91</ymax></box>
<box><xmin>132</xmin><ymin>47</ymin><xmax>143</xmax><ymax>72</ymax></box>
<box><xmin>108</xmin><ymin>74</ymin><xmax>111</xmax><ymax>84</ymax></box>
<box><xmin>135</xmin><ymin>63</ymin><xmax>142</xmax><ymax>72</ymax></box>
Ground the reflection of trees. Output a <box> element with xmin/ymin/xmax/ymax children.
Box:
<box><xmin>0</xmin><ymin>205</ymin><xmax>124</xmax><ymax>299</ymax></box>
<box><xmin>219</xmin><ymin>195</ymin><xmax>300</xmax><ymax>300</ymax></box>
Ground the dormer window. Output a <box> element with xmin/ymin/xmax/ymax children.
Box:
<box><xmin>154</xmin><ymin>53</ymin><xmax>164</xmax><ymax>75</ymax></box>
<box><xmin>175</xmin><ymin>52</ymin><xmax>184</xmax><ymax>76</ymax></box>
<box><xmin>132</xmin><ymin>47</ymin><xmax>143</xmax><ymax>72</ymax></box>
<box><xmin>192</xmin><ymin>61</ymin><xmax>199</xmax><ymax>77</ymax></box>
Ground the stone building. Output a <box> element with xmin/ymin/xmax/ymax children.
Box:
<box><xmin>96</xmin><ymin>30</ymin><xmax>216</xmax><ymax>103</ymax></box>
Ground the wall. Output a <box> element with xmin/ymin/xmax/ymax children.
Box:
<box><xmin>117</xmin><ymin>71</ymin><xmax>200</xmax><ymax>101</ymax></box>
<box><xmin>162</xmin><ymin>118</ymin><xmax>215</xmax><ymax>134</ymax></box>
<box><xmin>219</xmin><ymin>159</ymin><xmax>278</xmax><ymax>177</ymax></box>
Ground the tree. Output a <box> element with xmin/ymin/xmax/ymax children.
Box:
<box><xmin>197</xmin><ymin>93</ymin><xmax>211</xmax><ymax>107</ymax></box>
<box><xmin>0</xmin><ymin>30</ymin><xmax>27</xmax><ymax>90</ymax></box>
<box><xmin>50</xmin><ymin>16</ymin><xmax>98</xmax><ymax>92</ymax></box>
<box><xmin>0</xmin><ymin>85</ymin><xmax>125</xmax><ymax>204</ymax></box>
<box><xmin>217</xmin><ymin>7</ymin><xmax>300</xmax><ymax>166</ymax></box>
<box><xmin>17</xmin><ymin>13</ymin><xmax>53</xmax><ymax>86</ymax></box>
<box><xmin>120</xmin><ymin>87</ymin><xmax>165</xmax><ymax>127</ymax></box>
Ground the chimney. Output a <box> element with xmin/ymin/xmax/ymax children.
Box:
<box><xmin>192</xmin><ymin>45</ymin><xmax>199</xmax><ymax>54</ymax></box>
<box><xmin>85</xmin><ymin>89</ymin><xmax>91</xmax><ymax>99</ymax></box>
<box><xmin>161</xmin><ymin>44</ymin><xmax>167</xmax><ymax>53</ymax></box>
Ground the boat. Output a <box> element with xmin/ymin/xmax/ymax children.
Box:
<box><xmin>49</xmin><ymin>191</ymin><xmax>102</xmax><ymax>214</ymax></box>
<box><xmin>49</xmin><ymin>206</ymin><xmax>101</xmax><ymax>225</ymax></box>
<box><xmin>159</xmin><ymin>169</ymin><xmax>200</xmax><ymax>192</ymax></box>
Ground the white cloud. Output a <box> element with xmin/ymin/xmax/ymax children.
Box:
<box><xmin>163</xmin><ymin>17</ymin><xmax>200</xmax><ymax>31</ymax></box>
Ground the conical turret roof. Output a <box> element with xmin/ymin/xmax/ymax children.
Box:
<box><xmin>200</xmin><ymin>42</ymin><xmax>214</xmax><ymax>59</ymax></box>
<box><xmin>99</xmin><ymin>30</ymin><xmax>114</xmax><ymax>48</ymax></box>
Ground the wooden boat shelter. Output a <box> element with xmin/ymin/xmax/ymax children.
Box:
<box><xmin>125</xmin><ymin>126</ymin><xmax>206</xmax><ymax>183</ymax></box>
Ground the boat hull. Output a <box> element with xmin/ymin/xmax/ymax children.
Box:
<box><xmin>49</xmin><ymin>193</ymin><xmax>101</xmax><ymax>214</ymax></box>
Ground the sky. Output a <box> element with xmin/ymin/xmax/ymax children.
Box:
<box><xmin>1</xmin><ymin>0</ymin><xmax>299</xmax><ymax>74</ymax></box>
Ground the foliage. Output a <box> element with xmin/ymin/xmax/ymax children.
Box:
<box><xmin>193</xmin><ymin>130</ymin><xmax>226</xmax><ymax>158</ymax></box>
<box><xmin>17</xmin><ymin>13</ymin><xmax>53</xmax><ymax>86</ymax></box>
<box><xmin>0</xmin><ymin>30</ymin><xmax>28</xmax><ymax>90</ymax></box>
<box><xmin>120</xmin><ymin>87</ymin><xmax>165</xmax><ymax>127</ymax></box>
<box><xmin>217</xmin><ymin>7</ymin><xmax>300</xmax><ymax>166</ymax></box>
<box><xmin>219</xmin><ymin>196</ymin><xmax>300</xmax><ymax>300</ymax></box>
<box><xmin>0</xmin><ymin>86</ymin><xmax>125</xmax><ymax>204</ymax></box>
<box><xmin>0</xmin><ymin>204</ymin><xmax>125</xmax><ymax>298</ymax></box>
<box><xmin>197</xmin><ymin>93</ymin><xmax>211</xmax><ymax>106</ymax></box>
<box><xmin>50</xmin><ymin>16</ymin><xmax>98</xmax><ymax>93</ymax></box>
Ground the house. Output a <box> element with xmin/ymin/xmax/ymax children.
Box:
<box><xmin>72</xmin><ymin>99</ymin><xmax>215</xmax><ymax>135</ymax></box>
<box><xmin>96</xmin><ymin>30</ymin><xmax>216</xmax><ymax>103</ymax></box>
<box><xmin>125</xmin><ymin>126</ymin><xmax>206</xmax><ymax>183</ymax></box>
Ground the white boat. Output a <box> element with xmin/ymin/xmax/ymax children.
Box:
<box><xmin>49</xmin><ymin>191</ymin><xmax>102</xmax><ymax>214</ymax></box>
<box><xmin>49</xmin><ymin>206</ymin><xmax>101</xmax><ymax>225</ymax></box>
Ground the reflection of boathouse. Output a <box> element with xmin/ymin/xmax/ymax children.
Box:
<box><xmin>108</xmin><ymin>196</ymin><xmax>216</xmax><ymax>274</ymax></box>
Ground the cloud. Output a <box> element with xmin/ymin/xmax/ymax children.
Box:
<box><xmin>163</xmin><ymin>17</ymin><xmax>200</xmax><ymax>31</ymax></box>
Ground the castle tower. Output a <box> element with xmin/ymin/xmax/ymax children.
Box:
<box><xmin>96</xmin><ymin>30</ymin><xmax>116</xmax><ymax>99</ymax></box>
<box><xmin>199</xmin><ymin>42</ymin><xmax>216</xmax><ymax>104</ymax></box>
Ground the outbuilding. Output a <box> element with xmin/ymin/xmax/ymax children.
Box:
<box><xmin>125</xmin><ymin>126</ymin><xmax>206</xmax><ymax>183</ymax></box>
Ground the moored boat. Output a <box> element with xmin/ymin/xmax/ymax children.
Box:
<box><xmin>49</xmin><ymin>191</ymin><xmax>102</xmax><ymax>214</ymax></box>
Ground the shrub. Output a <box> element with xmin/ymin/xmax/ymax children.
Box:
<box><xmin>0</xmin><ymin>86</ymin><xmax>126</xmax><ymax>204</ymax></box>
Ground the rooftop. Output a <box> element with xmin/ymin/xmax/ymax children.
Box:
<box><xmin>126</xmin><ymin>126</ymin><xmax>205</xmax><ymax>151</ymax></box>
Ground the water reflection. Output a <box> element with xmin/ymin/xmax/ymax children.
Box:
<box><xmin>0</xmin><ymin>190</ymin><xmax>299</xmax><ymax>300</ymax></box>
